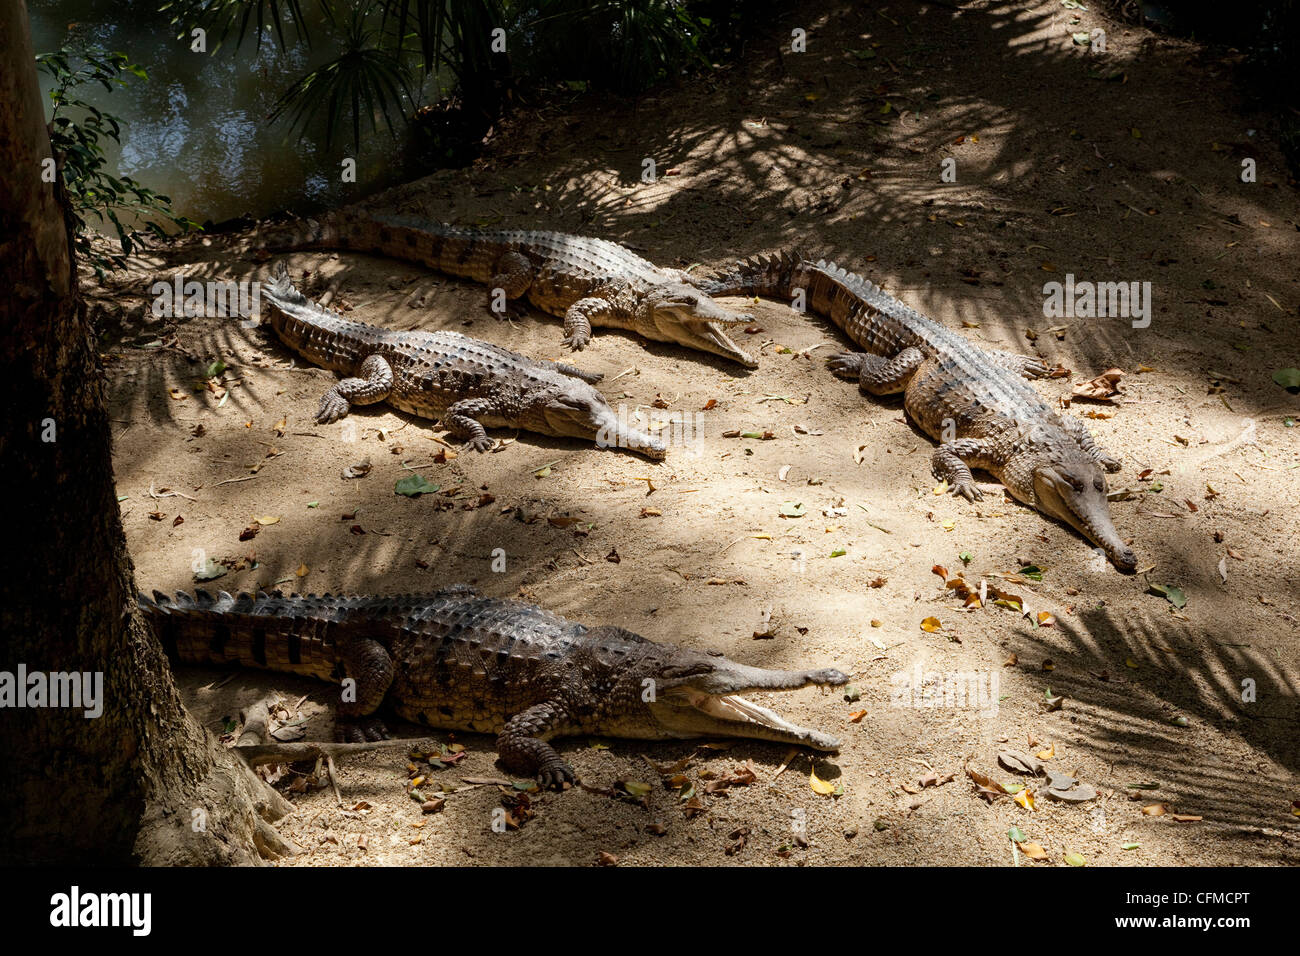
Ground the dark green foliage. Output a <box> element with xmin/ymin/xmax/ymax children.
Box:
<box><xmin>37</xmin><ymin>47</ymin><xmax>199</xmax><ymax>278</ymax></box>
<box><xmin>268</xmin><ymin>4</ymin><xmax>413</xmax><ymax>150</ymax></box>
<box><xmin>161</xmin><ymin>0</ymin><xmax>730</xmax><ymax>153</ymax></box>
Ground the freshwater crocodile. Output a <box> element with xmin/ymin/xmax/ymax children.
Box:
<box><xmin>138</xmin><ymin>586</ymin><xmax>847</xmax><ymax>787</ymax></box>
<box><xmin>260</xmin><ymin>262</ymin><xmax>666</xmax><ymax>458</ymax></box>
<box><xmin>257</xmin><ymin>212</ymin><xmax>758</xmax><ymax>368</ymax></box>
<box><xmin>702</xmin><ymin>253</ymin><xmax>1135</xmax><ymax>570</ymax></box>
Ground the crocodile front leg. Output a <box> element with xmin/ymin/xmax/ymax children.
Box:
<box><xmin>562</xmin><ymin>296</ymin><xmax>615</xmax><ymax>350</ymax></box>
<box><xmin>1062</xmin><ymin>416</ymin><xmax>1122</xmax><ymax>472</ymax></box>
<box><xmin>317</xmin><ymin>354</ymin><xmax>394</xmax><ymax>423</ymax></box>
<box><xmin>932</xmin><ymin>437</ymin><xmax>992</xmax><ymax>502</ymax></box>
<box><xmin>986</xmin><ymin>349</ymin><xmax>1049</xmax><ymax>379</ymax></box>
<box><xmin>443</xmin><ymin>397</ymin><xmax>496</xmax><ymax>452</ymax></box>
<box><xmin>829</xmin><ymin>347</ymin><xmax>926</xmax><ymax>396</ymax></box>
<box><xmin>487</xmin><ymin>251</ymin><xmax>535</xmax><ymax>320</ymax></box>
<box><xmin>335</xmin><ymin>637</ymin><xmax>396</xmax><ymax>742</ymax></box>
<box><xmin>496</xmin><ymin>701</ymin><xmax>576</xmax><ymax>789</ymax></box>
<box><xmin>543</xmin><ymin>359</ymin><xmax>603</xmax><ymax>384</ymax></box>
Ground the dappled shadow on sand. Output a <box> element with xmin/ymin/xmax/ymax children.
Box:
<box><xmin>102</xmin><ymin>0</ymin><xmax>1299</xmax><ymax>858</ymax></box>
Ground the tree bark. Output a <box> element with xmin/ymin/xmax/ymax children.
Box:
<box><xmin>0</xmin><ymin>0</ymin><xmax>290</xmax><ymax>865</ymax></box>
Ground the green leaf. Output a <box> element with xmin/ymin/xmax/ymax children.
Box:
<box><xmin>959</xmin><ymin>551</ymin><xmax>973</xmax><ymax>563</ymax></box>
<box><xmin>1147</xmin><ymin>583</ymin><xmax>1187</xmax><ymax>608</ymax></box>
<box><xmin>1018</xmin><ymin>565</ymin><xmax>1043</xmax><ymax>581</ymax></box>
<box><xmin>205</xmin><ymin>359</ymin><xmax>227</xmax><ymax>378</ymax></box>
<box><xmin>779</xmin><ymin>501</ymin><xmax>806</xmax><ymax>517</ymax></box>
<box><xmin>1121</xmin><ymin>842</ymin><xmax>1140</xmax><ymax>850</ymax></box>
<box><xmin>1008</xmin><ymin>826</ymin><xmax>1027</xmax><ymax>843</ymax></box>
<box><xmin>395</xmin><ymin>474</ymin><xmax>440</xmax><ymax>497</ymax></box>
<box><xmin>1064</xmin><ymin>851</ymin><xmax>1087</xmax><ymax>867</ymax></box>
<box><xmin>829</xmin><ymin>547</ymin><xmax>846</xmax><ymax>557</ymax></box>
<box><xmin>306</xmin><ymin>501</ymin><xmax>319</xmax><ymax>508</ymax></box>
<box><xmin>1272</xmin><ymin>368</ymin><xmax>1300</xmax><ymax>390</ymax></box>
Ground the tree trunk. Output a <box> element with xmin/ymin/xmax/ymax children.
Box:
<box><xmin>0</xmin><ymin>0</ymin><xmax>292</xmax><ymax>865</ymax></box>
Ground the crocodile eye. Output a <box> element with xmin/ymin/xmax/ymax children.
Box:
<box><xmin>1093</xmin><ymin>478</ymin><xmax>1105</xmax><ymax>492</ymax></box>
<box><xmin>1068</xmin><ymin>475</ymin><xmax>1085</xmax><ymax>492</ymax></box>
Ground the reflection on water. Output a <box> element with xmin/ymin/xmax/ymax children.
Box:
<box><xmin>30</xmin><ymin>0</ymin><xmax>423</xmax><ymax>226</ymax></box>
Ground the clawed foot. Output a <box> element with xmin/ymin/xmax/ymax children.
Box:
<box><xmin>951</xmin><ymin>479</ymin><xmax>983</xmax><ymax>502</ymax></box>
<box><xmin>335</xmin><ymin>716</ymin><xmax>390</xmax><ymax>743</ymax></box>
<box><xmin>827</xmin><ymin>352</ymin><xmax>864</xmax><ymax>377</ymax></box>
<box><xmin>561</xmin><ymin>332</ymin><xmax>590</xmax><ymax>351</ymax></box>
<box><xmin>466</xmin><ymin>435</ymin><xmax>495</xmax><ymax>453</ymax></box>
<box><xmin>536</xmin><ymin>759</ymin><xmax>577</xmax><ymax>791</ymax></box>
<box><xmin>316</xmin><ymin>393</ymin><xmax>350</xmax><ymax>424</ymax></box>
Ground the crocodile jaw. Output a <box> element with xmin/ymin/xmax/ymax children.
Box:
<box><xmin>649</xmin><ymin>690</ymin><xmax>841</xmax><ymax>750</ymax></box>
<box><xmin>1033</xmin><ymin>465</ymin><xmax>1136</xmax><ymax>571</ymax></box>
<box><xmin>645</xmin><ymin>662</ymin><xmax>847</xmax><ymax>749</ymax></box>
<box><xmin>660</xmin><ymin>317</ymin><xmax>759</xmax><ymax>369</ymax></box>
<box><xmin>542</xmin><ymin>389</ymin><xmax>667</xmax><ymax>459</ymax></box>
<box><xmin>647</xmin><ymin>292</ymin><xmax>758</xmax><ymax>368</ymax></box>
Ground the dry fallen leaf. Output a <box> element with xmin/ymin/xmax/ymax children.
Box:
<box><xmin>809</xmin><ymin>767</ymin><xmax>837</xmax><ymax>795</ymax></box>
<box><xmin>920</xmin><ymin>616</ymin><xmax>943</xmax><ymax>633</ymax></box>
<box><xmin>1020</xmin><ymin>842</ymin><xmax>1049</xmax><ymax>860</ymax></box>
<box><xmin>1072</xmin><ymin>368</ymin><xmax>1125</xmax><ymax>402</ymax></box>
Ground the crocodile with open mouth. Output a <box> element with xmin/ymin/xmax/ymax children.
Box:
<box><xmin>138</xmin><ymin>586</ymin><xmax>846</xmax><ymax>788</ymax></box>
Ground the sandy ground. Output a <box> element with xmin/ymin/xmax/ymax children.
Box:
<box><xmin>96</xmin><ymin>0</ymin><xmax>1298</xmax><ymax>865</ymax></box>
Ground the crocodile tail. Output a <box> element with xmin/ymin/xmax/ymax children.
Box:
<box><xmin>699</xmin><ymin>249</ymin><xmax>810</xmax><ymax>300</ymax></box>
<box><xmin>137</xmin><ymin>589</ymin><xmax>344</xmax><ymax>680</ymax></box>
<box><xmin>257</xmin><ymin>211</ymin><xmax>505</xmax><ymax>284</ymax></box>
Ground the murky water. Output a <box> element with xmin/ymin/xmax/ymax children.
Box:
<box><xmin>30</xmin><ymin>0</ymin><xmax>429</xmax><ymax>226</ymax></box>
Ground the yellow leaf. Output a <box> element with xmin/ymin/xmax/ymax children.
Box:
<box><xmin>1064</xmin><ymin>851</ymin><xmax>1087</xmax><ymax>866</ymax></box>
<box><xmin>296</xmin><ymin>563</ymin><xmax>309</xmax><ymax>577</ymax></box>
<box><xmin>920</xmin><ymin>616</ymin><xmax>943</xmax><ymax>633</ymax></box>
<box><xmin>1036</xmin><ymin>744</ymin><xmax>1054</xmax><ymax>760</ymax></box>
<box><xmin>1037</xmin><ymin>611</ymin><xmax>1056</xmax><ymax>626</ymax></box>
<box><xmin>848</xmin><ymin>710</ymin><xmax>867</xmax><ymax>723</ymax></box>
<box><xmin>942</xmin><ymin>520</ymin><xmax>955</xmax><ymax>531</ymax></box>
<box><xmin>933</xmin><ymin>479</ymin><xmax>949</xmax><ymax>495</ymax></box>
<box><xmin>255</xmin><ymin>515</ymin><xmax>280</xmax><ymax>525</ymax></box>
<box><xmin>1014</xmin><ymin>788</ymin><xmax>1035</xmax><ymax>810</ymax></box>
<box><xmin>1020</xmin><ymin>842</ymin><xmax>1048</xmax><ymax>860</ymax></box>
<box><xmin>1125</xmin><ymin>657</ymin><xmax>1139</xmax><ymax>669</ymax></box>
<box><xmin>809</xmin><ymin>768</ymin><xmax>836</xmax><ymax>795</ymax></box>
<box><xmin>1142</xmin><ymin>803</ymin><xmax>1167</xmax><ymax>816</ymax></box>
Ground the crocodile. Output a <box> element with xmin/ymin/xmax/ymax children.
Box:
<box><xmin>137</xmin><ymin>586</ymin><xmax>847</xmax><ymax>787</ymax></box>
<box><xmin>257</xmin><ymin>211</ymin><xmax>758</xmax><ymax>368</ymax></box>
<box><xmin>701</xmin><ymin>253</ymin><xmax>1136</xmax><ymax>570</ymax></box>
<box><xmin>259</xmin><ymin>261</ymin><xmax>666</xmax><ymax>458</ymax></box>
